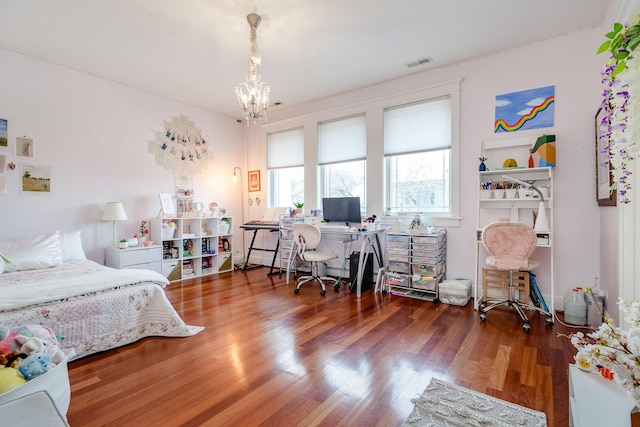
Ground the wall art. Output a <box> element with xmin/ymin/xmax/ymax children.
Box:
<box><xmin>0</xmin><ymin>155</ymin><xmax>5</xmax><ymax>173</ymax></box>
<box><xmin>148</xmin><ymin>114</ymin><xmax>211</xmax><ymax>176</ymax></box>
<box><xmin>15</xmin><ymin>137</ymin><xmax>34</xmax><ymax>158</ymax></box>
<box><xmin>20</xmin><ymin>164</ymin><xmax>51</xmax><ymax>193</ymax></box>
<box><xmin>248</xmin><ymin>170</ymin><xmax>260</xmax><ymax>192</ymax></box>
<box><xmin>0</xmin><ymin>118</ymin><xmax>7</xmax><ymax>148</ymax></box>
<box><xmin>495</xmin><ymin>86</ymin><xmax>555</xmax><ymax>133</ymax></box>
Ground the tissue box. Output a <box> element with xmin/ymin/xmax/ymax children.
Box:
<box><xmin>439</xmin><ymin>279</ymin><xmax>471</xmax><ymax>306</ymax></box>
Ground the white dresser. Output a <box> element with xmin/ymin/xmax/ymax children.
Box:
<box><xmin>105</xmin><ymin>245</ymin><xmax>162</xmax><ymax>274</ymax></box>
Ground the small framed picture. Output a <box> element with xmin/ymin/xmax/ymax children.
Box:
<box><xmin>248</xmin><ymin>170</ymin><xmax>260</xmax><ymax>192</ymax></box>
<box><xmin>158</xmin><ymin>192</ymin><xmax>176</xmax><ymax>216</ymax></box>
<box><xmin>20</xmin><ymin>164</ymin><xmax>51</xmax><ymax>193</ymax></box>
<box><xmin>0</xmin><ymin>154</ymin><xmax>5</xmax><ymax>173</ymax></box>
<box><xmin>16</xmin><ymin>137</ymin><xmax>34</xmax><ymax>158</ymax></box>
<box><xmin>0</xmin><ymin>118</ymin><xmax>7</xmax><ymax>148</ymax></box>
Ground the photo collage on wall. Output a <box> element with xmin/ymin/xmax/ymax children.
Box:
<box><xmin>0</xmin><ymin>116</ymin><xmax>50</xmax><ymax>195</ymax></box>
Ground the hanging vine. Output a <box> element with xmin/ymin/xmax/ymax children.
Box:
<box><xmin>597</xmin><ymin>17</ymin><xmax>640</xmax><ymax>203</ymax></box>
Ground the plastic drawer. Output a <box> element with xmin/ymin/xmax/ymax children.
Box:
<box><xmin>387</xmin><ymin>272</ymin><xmax>410</xmax><ymax>287</ymax></box>
<box><xmin>387</xmin><ymin>261</ymin><xmax>410</xmax><ymax>274</ymax></box>
<box><xmin>411</xmin><ymin>243</ymin><xmax>443</xmax><ymax>252</ymax></box>
<box><xmin>387</xmin><ymin>253</ymin><xmax>408</xmax><ymax>262</ymax></box>
<box><xmin>387</xmin><ymin>234</ymin><xmax>410</xmax><ymax>243</ymax></box>
<box><xmin>411</xmin><ymin>260</ymin><xmax>444</xmax><ymax>276</ymax></box>
<box><xmin>411</xmin><ymin>275</ymin><xmax>438</xmax><ymax>291</ymax></box>
<box><xmin>412</xmin><ymin>234</ymin><xmax>445</xmax><ymax>244</ymax></box>
<box><xmin>412</xmin><ymin>253</ymin><xmax>445</xmax><ymax>264</ymax></box>
<box><xmin>387</xmin><ymin>247</ymin><xmax>409</xmax><ymax>256</ymax></box>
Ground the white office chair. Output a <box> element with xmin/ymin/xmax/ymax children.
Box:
<box><xmin>292</xmin><ymin>223</ymin><xmax>338</xmax><ymax>296</ymax></box>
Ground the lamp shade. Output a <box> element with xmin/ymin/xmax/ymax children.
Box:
<box><xmin>102</xmin><ymin>202</ymin><xmax>128</xmax><ymax>221</ymax></box>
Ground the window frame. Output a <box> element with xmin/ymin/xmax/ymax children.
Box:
<box><xmin>262</xmin><ymin>79</ymin><xmax>461</xmax><ymax>228</ymax></box>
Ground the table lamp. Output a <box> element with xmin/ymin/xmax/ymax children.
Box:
<box><xmin>102</xmin><ymin>202</ymin><xmax>128</xmax><ymax>246</ymax></box>
<box><xmin>502</xmin><ymin>175</ymin><xmax>550</xmax><ymax>233</ymax></box>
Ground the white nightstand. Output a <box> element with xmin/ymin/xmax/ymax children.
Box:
<box><xmin>105</xmin><ymin>245</ymin><xmax>162</xmax><ymax>273</ymax></box>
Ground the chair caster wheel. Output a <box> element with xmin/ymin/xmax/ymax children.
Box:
<box><xmin>334</xmin><ymin>284</ymin><xmax>339</xmax><ymax>291</ymax></box>
<box><xmin>545</xmin><ymin>318</ymin><xmax>554</xmax><ymax>325</ymax></box>
<box><xmin>523</xmin><ymin>323</ymin><xmax>531</xmax><ymax>333</ymax></box>
<box><xmin>294</xmin><ymin>289</ymin><xmax>300</xmax><ymax>294</ymax></box>
<box><xmin>320</xmin><ymin>290</ymin><xmax>326</xmax><ymax>296</ymax></box>
<box><xmin>480</xmin><ymin>313</ymin><xmax>486</xmax><ymax>321</ymax></box>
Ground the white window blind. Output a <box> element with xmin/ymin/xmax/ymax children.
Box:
<box><xmin>384</xmin><ymin>96</ymin><xmax>451</xmax><ymax>156</ymax></box>
<box><xmin>268</xmin><ymin>128</ymin><xmax>304</xmax><ymax>169</ymax></box>
<box><xmin>318</xmin><ymin>115</ymin><xmax>366</xmax><ymax>165</ymax></box>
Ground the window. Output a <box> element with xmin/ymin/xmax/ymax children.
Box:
<box><xmin>384</xmin><ymin>96</ymin><xmax>451</xmax><ymax>214</ymax></box>
<box><xmin>318</xmin><ymin>115</ymin><xmax>366</xmax><ymax>211</ymax></box>
<box><xmin>267</xmin><ymin>128</ymin><xmax>304</xmax><ymax>208</ymax></box>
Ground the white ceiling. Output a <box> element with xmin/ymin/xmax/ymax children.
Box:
<box><xmin>0</xmin><ymin>0</ymin><xmax>614</xmax><ymax>121</ymax></box>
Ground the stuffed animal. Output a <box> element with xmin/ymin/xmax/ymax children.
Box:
<box><xmin>0</xmin><ymin>366</ymin><xmax>26</xmax><ymax>393</ymax></box>
<box><xmin>15</xmin><ymin>335</ymin><xmax>65</xmax><ymax>365</ymax></box>
<box><xmin>0</xmin><ymin>325</ymin><xmax>59</xmax><ymax>357</ymax></box>
<box><xmin>17</xmin><ymin>352</ymin><xmax>52</xmax><ymax>380</ymax></box>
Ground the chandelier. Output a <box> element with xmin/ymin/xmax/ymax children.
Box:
<box><xmin>235</xmin><ymin>13</ymin><xmax>270</xmax><ymax>126</ymax></box>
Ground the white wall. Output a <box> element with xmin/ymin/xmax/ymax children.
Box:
<box><xmin>0</xmin><ymin>48</ymin><xmax>245</xmax><ymax>263</ymax></box>
<box><xmin>245</xmin><ymin>25</ymin><xmax>614</xmax><ymax>303</ymax></box>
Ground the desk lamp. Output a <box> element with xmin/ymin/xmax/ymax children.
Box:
<box><xmin>102</xmin><ymin>202</ymin><xmax>128</xmax><ymax>246</ymax></box>
<box><xmin>502</xmin><ymin>175</ymin><xmax>550</xmax><ymax>233</ymax></box>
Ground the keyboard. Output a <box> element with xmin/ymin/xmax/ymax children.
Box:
<box><xmin>318</xmin><ymin>225</ymin><xmax>351</xmax><ymax>232</ymax></box>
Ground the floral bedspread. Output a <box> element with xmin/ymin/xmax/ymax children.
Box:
<box><xmin>0</xmin><ymin>261</ymin><xmax>203</xmax><ymax>360</ymax></box>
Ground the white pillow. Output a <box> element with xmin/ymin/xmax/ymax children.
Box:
<box><xmin>61</xmin><ymin>230</ymin><xmax>87</xmax><ymax>262</ymax></box>
<box><xmin>0</xmin><ymin>232</ymin><xmax>62</xmax><ymax>272</ymax></box>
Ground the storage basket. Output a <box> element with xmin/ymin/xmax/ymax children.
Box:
<box><xmin>0</xmin><ymin>348</ymin><xmax>75</xmax><ymax>418</ymax></box>
<box><xmin>218</xmin><ymin>221</ymin><xmax>230</xmax><ymax>235</ymax></box>
<box><xmin>439</xmin><ymin>279</ymin><xmax>471</xmax><ymax>306</ymax></box>
<box><xmin>161</xmin><ymin>227</ymin><xmax>176</xmax><ymax>240</ymax></box>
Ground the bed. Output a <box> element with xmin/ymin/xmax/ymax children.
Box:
<box><xmin>0</xmin><ymin>231</ymin><xmax>203</xmax><ymax>360</ymax></box>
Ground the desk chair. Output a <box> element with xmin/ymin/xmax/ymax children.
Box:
<box><xmin>479</xmin><ymin>221</ymin><xmax>552</xmax><ymax>332</ymax></box>
<box><xmin>292</xmin><ymin>223</ymin><xmax>338</xmax><ymax>296</ymax></box>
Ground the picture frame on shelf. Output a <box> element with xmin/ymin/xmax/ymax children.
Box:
<box><xmin>595</xmin><ymin>107</ymin><xmax>617</xmax><ymax>206</ymax></box>
<box><xmin>158</xmin><ymin>192</ymin><xmax>176</xmax><ymax>216</ymax></box>
<box><xmin>248</xmin><ymin>170</ymin><xmax>260</xmax><ymax>192</ymax></box>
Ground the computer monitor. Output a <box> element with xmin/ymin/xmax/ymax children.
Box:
<box><xmin>322</xmin><ymin>197</ymin><xmax>362</xmax><ymax>226</ymax></box>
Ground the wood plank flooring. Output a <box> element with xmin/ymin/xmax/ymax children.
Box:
<box><xmin>67</xmin><ymin>267</ymin><xmax>577</xmax><ymax>426</ymax></box>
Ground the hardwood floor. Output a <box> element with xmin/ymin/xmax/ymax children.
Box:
<box><xmin>67</xmin><ymin>267</ymin><xmax>577</xmax><ymax>426</ymax></box>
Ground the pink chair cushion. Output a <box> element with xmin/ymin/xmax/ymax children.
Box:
<box><xmin>482</xmin><ymin>222</ymin><xmax>539</xmax><ymax>271</ymax></box>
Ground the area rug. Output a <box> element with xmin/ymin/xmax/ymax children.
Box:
<box><xmin>402</xmin><ymin>378</ymin><xmax>547</xmax><ymax>427</ymax></box>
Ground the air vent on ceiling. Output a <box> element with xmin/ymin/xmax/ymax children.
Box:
<box><xmin>406</xmin><ymin>56</ymin><xmax>434</xmax><ymax>68</ymax></box>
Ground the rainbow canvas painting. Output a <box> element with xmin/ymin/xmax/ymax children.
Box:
<box><xmin>494</xmin><ymin>86</ymin><xmax>555</xmax><ymax>133</ymax></box>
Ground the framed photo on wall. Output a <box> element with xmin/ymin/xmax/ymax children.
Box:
<box><xmin>15</xmin><ymin>137</ymin><xmax>34</xmax><ymax>158</ymax></box>
<box><xmin>20</xmin><ymin>164</ymin><xmax>51</xmax><ymax>193</ymax></box>
<box><xmin>248</xmin><ymin>170</ymin><xmax>260</xmax><ymax>192</ymax></box>
<box><xmin>595</xmin><ymin>107</ymin><xmax>617</xmax><ymax>206</ymax></box>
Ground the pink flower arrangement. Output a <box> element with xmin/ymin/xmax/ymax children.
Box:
<box><xmin>139</xmin><ymin>220</ymin><xmax>149</xmax><ymax>238</ymax></box>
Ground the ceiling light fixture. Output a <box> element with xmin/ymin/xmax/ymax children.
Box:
<box><xmin>235</xmin><ymin>13</ymin><xmax>270</xmax><ymax>126</ymax></box>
